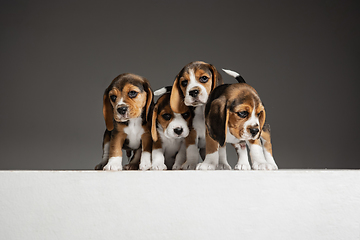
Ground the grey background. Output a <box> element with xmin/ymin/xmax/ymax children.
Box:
<box><xmin>1</xmin><ymin>0</ymin><xmax>359</xmax><ymax>170</ymax></box>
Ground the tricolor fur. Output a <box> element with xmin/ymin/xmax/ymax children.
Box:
<box><xmin>197</xmin><ymin>69</ymin><xmax>278</xmax><ymax>170</ymax></box>
<box><xmin>95</xmin><ymin>73</ymin><xmax>154</xmax><ymax>171</ymax></box>
<box><xmin>169</xmin><ymin>61</ymin><xmax>224</xmax><ymax>170</ymax></box>
<box><xmin>151</xmin><ymin>92</ymin><xmax>194</xmax><ymax>170</ymax></box>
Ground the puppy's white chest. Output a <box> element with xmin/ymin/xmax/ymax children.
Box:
<box><xmin>163</xmin><ymin>137</ymin><xmax>183</xmax><ymax>158</ymax></box>
<box><xmin>193</xmin><ymin>106</ymin><xmax>206</xmax><ymax>147</ymax></box>
<box><xmin>124</xmin><ymin>118</ymin><xmax>144</xmax><ymax>149</ymax></box>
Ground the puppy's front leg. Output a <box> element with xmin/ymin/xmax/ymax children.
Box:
<box><xmin>260</xmin><ymin>125</ymin><xmax>278</xmax><ymax>170</ymax></box>
<box><xmin>124</xmin><ymin>148</ymin><xmax>142</xmax><ymax>170</ymax></box>
<box><xmin>248</xmin><ymin>139</ymin><xmax>276</xmax><ymax>170</ymax></box>
<box><xmin>172</xmin><ymin>141</ymin><xmax>186</xmax><ymax>170</ymax></box>
<box><xmin>139</xmin><ymin>130</ymin><xmax>152</xmax><ymax>170</ymax></box>
<box><xmin>95</xmin><ymin>130</ymin><xmax>111</xmax><ymax>170</ymax></box>
<box><xmin>196</xmin><ymin>133</ymin><xmax>219</xmax><ymax>170</ymax></box>
<box><xmin>233</xmin><ymin>142</ymin><xmax>251</xmax><ymax>170</ymax></box>
<box><xmin>151</xmin><ymin>137</ymin><xmax>167</xmax><ymax>170</ymax></box>
<box><xmin>217</xmin><ymin>145</ymin><xmax>231</xmax><ymax>170</ymax></box>
<box><xmin>181</xmin><ymin>128</ymin><xmax>200</xmax><ymax>170</ymax></box>
<box><xmin>104</xmin><ymin>130</ymin><xmax>126</xmax><ymax>171</ymax></box>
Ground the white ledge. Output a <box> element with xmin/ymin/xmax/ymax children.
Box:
<box><xmin>1</xmin><ymin>170</ymin><xmax>359</xmax><ymax>239</ymax></box>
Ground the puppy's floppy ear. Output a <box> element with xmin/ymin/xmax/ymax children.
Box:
<box><xmin>143</xmin><ymin>79</ymin><xmax>154</xmax><ymax>121</ymax></box>
<box><xmin>103</xmin><ymin>90</ymin><xmax>114</xmax><ymax>131</ymax></box>
<box><xmin>205</xmin><ymin>96</ymin><xmax>229</xmax><ymax>146</ymax></box>
<box><xmin>151</xmin><ymin>105</ymin><xmax>158</xmax><ymax>142</ymax></box>
<box><xmin>208</xmin><ymin>64</ymin><xmax>224</xmax><ymax>91</ymax></box>
<box><xmin>170</xmin><ymin>74</ymin><xmax>187</xmax><ymax>113</ymax></box>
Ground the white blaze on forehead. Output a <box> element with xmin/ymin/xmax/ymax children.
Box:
<box><xmin>118</xmin><ymin>97</ymin><xmax>125</xmax><ymax>104</ymax></box>
<box><xmin>187</xmin><ymin>69</ymin><xmax>198</xmax><ymax>91</ymax></box>
<box><xmin>189</xmin><ymin>69</ymin><xmax>196</xmax><ymax>83</ymax></box>
<box><xmin>169</xmin><ymin>113</ymin><xmax>187</xmax><ymax>130</ymax></box>
<box><xmin>115</xmin><ymin>97</ymin><xmax>127</xmax><ymax>109</ymax></box>
<box><xmin>173</xmin><ymin>113</ymin><xmax>186</xmax><ymax>122</ymax></box>
<box><xmin>245</xmin><ymin>100</ymin><xmax>259</xmax><ymax>127</ymax></box>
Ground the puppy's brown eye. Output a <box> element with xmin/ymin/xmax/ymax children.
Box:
<box><xmin>199</xmin><ymin>76</ymin><xmax>209</xmax><ymax>83</ymax></box>
<box><xmin>162</xmin><ymin>113</ymin><xmax>171</xmax><ymax>121</ymax></box>
<box><xmin>182</xmin><ymin>112</ymin><xmax>190</xmax><ymax>119</ymax></box>
<box><xmin>237</xmin><ymin>111</ymin><xmax>248</xmax><ymax>118</ymax></box>
<box><xmin>110</xmin><ymin>95</ymin><xmax>117</xmax><ymax>102</ymax></box>
<box><xmin>181</xmin><ymin>80</ymin><xmax>188</xmax><ymax>87</ymax></box>
<box><xmin>128</xmin><ymin>91</ymin><xmax>138</xmax><ymax>98</ymax></box>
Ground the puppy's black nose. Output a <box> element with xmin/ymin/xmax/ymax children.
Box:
<box><xmin>174</xmin><ymin>127</ymin><xmax>183</xmax><ymax>135</ymax></box>
<box><xmin>117</xmin><ymin>106</ymin><xmax>128</xmax><ymax>115</ymax></box>
<box><xmin>250</xmin><ymin>128</ymin><xmax>259</xmax><ymax>137</ymax></box>
<box><xmin>189</xmin><ymin>89</ymin><xmax>199</xmax><ymax>98</ymax></box>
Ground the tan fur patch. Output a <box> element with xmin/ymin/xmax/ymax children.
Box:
<box><xmin>185</xmin><ymin>128</ymin><xmax>197</xmax><ymax>146</ymax></box>
<box><xmin>170</xmin><ymin>76</ymin><xmax>188</xmax><ymax>113</ymax></box>
<box><xmin>157</xmin><ymin>105</ymin><xmax>173</xmax><ymax>132</ymax></box>
<box><xmin>228</xmin><ymin>111</ymin><xmax>247</xmax><ymax>139</ymax></box>
<box><xmin>205</xmin><ymin>130</ymin><xmax>219</xmax><ymax>154</ymax></box>
<box><xmin>195</xmin><ymin>68</ymin><xmax>212</xmax><ymax>94</ymax></box>
<box><xmin>152</xmin><ymin>137</ymin><xmax>163</xmax><ymax>150</ymax></box>
<box><xmin>178</xmin><ymin>67</ymin><xmax>213</xmax><ymax>96</ymax></box>
<box><xmin>248</xmin><ymin>139</ymin><xmax>261</xmax><ymax>146</ymax></box>
<box><xmin>108</xmin><ymin>129</ymin><xmax>127</xmax><ymax>157</ymax></box>
<box><xmin>141</xmin><ymin>127</ymin><xmax>152</xmax><ymax>153</ymax></box>
<box><xmin>225</xmin><ymin>84</ymin><xmax>266</xmax><ymax>140</ymax></box>
<box><xmin>261</xmin><ymin>129</ymin><xmax>273</xmax><ymax>155</ymax></box>
<box><xmin>154</xmin><ymin>93</ymin><xmax>193</xmax><ymax>142</ymax></box>
<box><xmin>121</xmin><ymin>83</ymin><xmax>147</xmax><ymax>118</ymax></box>
<box><xmin>107</xmin><ymin>83</ymin><xmax>147</xmax><ymax>122</ymax></box>
<box><xmin>170</xmin><ymin>61</ymin><xmax>223</xmax><ymax>113</ymax></box>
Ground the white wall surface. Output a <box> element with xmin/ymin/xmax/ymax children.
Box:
<box><xmin>0</xmin><ymin>170</ymin><xmax>359</xmax><ymax>240</ymax></box>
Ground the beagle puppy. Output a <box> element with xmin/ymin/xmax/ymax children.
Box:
<box><xmin>151</xmin><ymin>90</ymin><xmax>194</xmax><ymax>170</ymax></box>
<box><xmin>95</xmin><ymin>73</ymin><xmax>153</xmax><ymax>171</ymax></box>
<box><xmin>197</xmin><ymin>69</ymin><xmax>278</xmax><ymax>170</ymax></box>
<box><xmin>167</xmin><ymin>61</ymin><xmax>224</xmax><ymax>169</ymax></box>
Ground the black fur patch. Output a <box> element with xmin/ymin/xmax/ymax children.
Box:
<box><xmin>205</xmin><ymin>97</ymin><xmax>228</xmax><ymax>146</ymax></box>
<box><xmin>205</xmin><ymin>84</ymin><xmax>230</xmax><ymax>117</ymax></box>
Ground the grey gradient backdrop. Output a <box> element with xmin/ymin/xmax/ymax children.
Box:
<box><xmin>1</xmin><ymin>0</ymin><xmax>359</xmax><ymax>170</ymax></box>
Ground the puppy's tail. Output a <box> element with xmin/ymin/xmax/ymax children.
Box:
<box><xmin>154</xmin><ymin>86</ymin><xmax>172</xmax><ymax>96</ymax></box>
<box><xmin>222</xmin><ymin>69</ymin><xmax>246</xmax><ymax>83</ymax></box>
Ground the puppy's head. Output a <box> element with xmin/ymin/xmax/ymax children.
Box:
<box><xmin>103</xmin><ymin>73</ymin><xmax>153</xmax><ymax>131</ymax></box>
<box><xmin>152</xmin><ymin>93</ymin><xmax>193</xmax><ymax>142</ymax></box>
<box><xmin>205</xmin><ymin>83</ymin><xmax>266</xmax><ymax>146</ymax></box>
<box><xmin>170</xmin><ymin>61</ymin><xmax>223</xmax><ymax>113</ymax></box>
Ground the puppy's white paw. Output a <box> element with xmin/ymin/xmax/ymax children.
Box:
<box><xmin>252</xmin><ymin>162</ymin><xmax>277</xmax><ymax>170</ymax></box>
<box><xmin>234</xmin><ymin>163</ymin><xmax>251</xmax><ymax>170</ymax></box>
<box><xmin>196</xmin><ymin>163</ymin><xmax>216</xmax><ymax>170</ymax></box>
<box><xmin>181</xmin><ymin>161</ymin><xmax>197</xmax><ymax>170</ymax></box>
<box><xmin>217</xmin><ymin>163</ymin><xmax>232</xmax><ymax>170</ymax></box>
<box><xmin>139</xmin><ymin>152</ymin><xmax>151</xmax><ymax>171</ymax></box>
<box><xmin>103</xmin><ymin>157</ymin><xmax>122</xmax><ymax>171</ymax></box>
<box><xmin>151</xmin><ymin>151</ymin><xmax>166</xmax><ymax>170</ymax></box>
<box><xmin>139</xmin><ymin>161</ymin><xmax>151</xmax><ymax>171</ymax></box>
<box><xmin>272</xmin><ymin>163</ymin><xmax>278</xmax><ymax>170</ymax></box>
<box><xmin>151</xmin><ymin>163</ymin><xmax>167</xmax><ymax>170</ymax></box>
